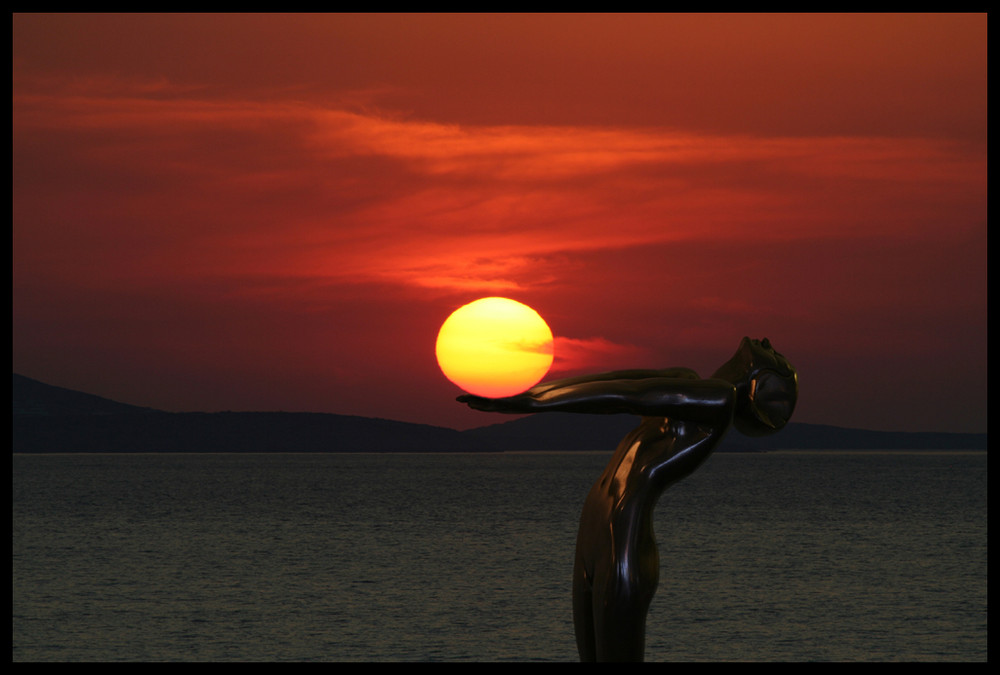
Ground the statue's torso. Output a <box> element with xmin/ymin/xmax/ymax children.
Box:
<box><xmin>575</xmin><ymin>416</ymin><xmax>726</xmax><ymax>594</ymax></box>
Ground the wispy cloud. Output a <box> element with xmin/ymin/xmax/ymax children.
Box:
<box><xmin>15</xmin><ymin>80</ymin><xmax>985</xmax><ymax>309</ymax></box>
<box><xmin>551</xmin><ymin>336</ymin><xmax>650</xmax><ymax>373</ymax></box>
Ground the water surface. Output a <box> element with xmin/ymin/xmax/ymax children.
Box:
<box><xmin>13</xmin><ymin>451</ymin><xmax>987</xmax><ymax>661</ymax></box>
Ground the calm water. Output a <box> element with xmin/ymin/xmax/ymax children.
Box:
<box><xmin>12</xmin><ymin>451</ymin><xmax>987</xmax><ymax>662</ymax></box>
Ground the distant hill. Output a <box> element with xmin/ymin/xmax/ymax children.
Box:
<box><xmin>464</xmin><ymin>414</ymin><xmax>988</xmax><ymax>452</ymax></box>
<box><xmin>13</xmin><ymin>373</ymin><xmax>156</xmax><ymax>416</ymax></box>
<box><xmin>12</xmin><ymin>373</ymin><xmax>987</xmax><ymax>453</ymax></box>
<box><xmin>12</xmin><ymin>374</ymin><xmax>491</xmax><ymax>453</ymax></box>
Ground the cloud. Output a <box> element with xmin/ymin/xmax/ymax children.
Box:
<box><xmin>14</xmin><ymin>77</ymin><xmax>986</xmax><ymax>304</ymax></box>
<box><xmin>550</xmin><ymin>336</ymin><xmax>650</xmax><ymax>374</ymax></box>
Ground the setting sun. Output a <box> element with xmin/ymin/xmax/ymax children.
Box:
<box><xmin>436</xmin><ymin>297</ymin><xmax>554</xmax><ymax>398</ymax></box>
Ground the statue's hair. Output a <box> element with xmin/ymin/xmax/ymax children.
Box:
<box><xmin>746</xmin><ymin>337</ymin><xmax>795</xmax><ymax>378</ymax></box>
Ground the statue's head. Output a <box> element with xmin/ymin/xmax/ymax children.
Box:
<box><xmin>713</xmin><ymin>337</ymin><xmax>798</xmax><ymax>437</ymax></box>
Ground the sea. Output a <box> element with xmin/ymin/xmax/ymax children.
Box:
<box><xmin>12</xmin><ymin>450</ymin><xmax>987</xmax><ymax>662</ymax></box>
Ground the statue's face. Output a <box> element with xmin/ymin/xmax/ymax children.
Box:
<box><xmin>714</xmin><ymin>337</ymin><xmax>798</xmax><ymax>436</ymax></box>
<box><xmin>748</xmin><ymin>370</ymin><xmax>797</xmax><ymax>431</ymax></box>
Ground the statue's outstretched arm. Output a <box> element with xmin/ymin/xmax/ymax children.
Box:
<box><xmin>459</xmin><ymin>375</ymin><xmax>735</xmax><ymax>427</ymax></box>
<box><xmin>526</xmin><ymin>367</ymin><xmax>699</xmax><ymax>396</ymax></box>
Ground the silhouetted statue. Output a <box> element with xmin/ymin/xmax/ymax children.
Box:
<box><xmin>459</xmin><ymin>337</ymin><xmax>798</xmax><ymax>661</ymax></box>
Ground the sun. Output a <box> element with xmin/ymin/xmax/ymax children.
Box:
<box><xmin>436</xmin><ymin>297</ymin><xmax>554</xmax><ymax>398</ymax></box>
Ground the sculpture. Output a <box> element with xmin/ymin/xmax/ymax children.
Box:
<box><xmin>459</xmin><ymin>337</ymin><xmax>798</xmax><ymax>661</ymax></box>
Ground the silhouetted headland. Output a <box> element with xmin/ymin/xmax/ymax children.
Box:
<box><xmin>12</xmin><ymin>373</ymin><xmax>987</xmax><ymax>453</ymax></box>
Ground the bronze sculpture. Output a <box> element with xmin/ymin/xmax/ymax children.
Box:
<box><xmin>459</xmin><ymin>337</ymin><xmax>798</xmax><ymax>661</ymax></box>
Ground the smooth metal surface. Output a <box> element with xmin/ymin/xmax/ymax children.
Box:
<box><xmin>459</xmin><ymin>337</ymin><xmax>798</xmax><ymax>661</ymax></box>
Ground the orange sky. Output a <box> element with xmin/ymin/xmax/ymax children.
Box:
<box><xmin>12</xmin><ymin>13</ymin><xmax>987</xmax><ymax>432</ymax></box>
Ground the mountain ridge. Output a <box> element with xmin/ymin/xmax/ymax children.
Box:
<box><xmin>12</xmin><ymin>373</ymin><xmax>987</xmax><ymax>453</ymax></box>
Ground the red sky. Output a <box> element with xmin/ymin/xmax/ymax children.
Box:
<box><xmin>13</xmin><ymin>13</ymin><xmax>987</xmax><ymax>433</ymax></box>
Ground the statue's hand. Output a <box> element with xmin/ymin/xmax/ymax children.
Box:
<box><xmin>457</xmin><ymin>392</ymin><xmax>535</xmax><ymax>414</ymax></box>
